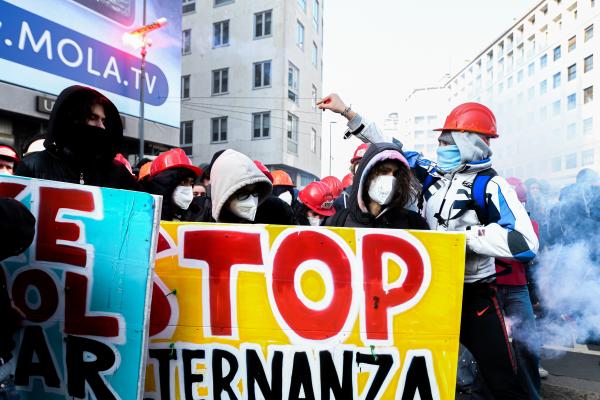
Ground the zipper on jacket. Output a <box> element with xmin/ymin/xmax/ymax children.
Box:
<box><xmin>80</xmin><ymin>172</ymin><xmax>84</xmax><ymax>185</ymax></box>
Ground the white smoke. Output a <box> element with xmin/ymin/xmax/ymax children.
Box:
<box><xmin>534</xmin><ymin>241</ymin><xmax>600</xmax><ymax>353</ymax></box>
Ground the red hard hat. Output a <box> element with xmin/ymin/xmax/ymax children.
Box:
<box><xmin>507</xmin><ymin>177</ymin><xmax>527</xmax><ymax>204</ymax></box>
<box><xmin>0</xmin><ymin>145</ymin><xmax>19</xmax><ymax>163</ymax></box>
<box><xmin>271</xmin><ymin>170</ymin><xmax>295</xmax><ymax>187</ymax></box>
<box><xmin>434</xmin><ymin>102</ymin><xmax>498</xmax><ymax>138</ymax></box>
<box><xmin>341</xmin><ymin>173</ymin><xmax>353</xmax><ymax>189</ymax></box>
<box><xmin>138</xmin><ymin>162</ymin><xmax>152</xmax><ymax>181</ymax></box>
<box><xmin>150</xmin><ymin>148</ymin><xmax>202</xmax><ymax>178</ymax></box>
<box><xmin>114</xmin><ymin>153</ymin><xmax>133</xmax><ymax>175</ymax></box>
<box><xmin>351</xmin><ymin>143</ymin><xmax>369</xmax><ymax>164</ymax></box>
<box><xmin>299</xmin><ymin>181</ymin><xmax>336</xmax><ymax>217</ymax></box>
<box><xmin>253</xmin><ymin>160</ymin><xmax>274</xmax><ymax>183</ymax></box>
<box><xmin>321</xmin><ymin>176</ymin><xmax>343</xmax><ymax>198</ymax></box>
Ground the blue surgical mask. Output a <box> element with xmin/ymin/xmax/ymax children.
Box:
<box><xmin>436</xmin><ymin>145</ymin><xmax>462</xmax><ymax>173</ymax></box>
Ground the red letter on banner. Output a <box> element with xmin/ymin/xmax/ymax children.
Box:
<box><xmin>37</xmin><ymin>187</ymin><xmax>95</xmax><ymax>268</ymax></box>
<box><xmin>183</xmin><ymin>230</ymin><xmax>263</xmax><ymax>337</ymax></box>
<box><xmin>272</xmin><ymin>230</ymin><xmax>352</xmax><ymax>340</ymax></box>
<box><xmin>0</xmin><ymin>181</ymin><xmax>26</xmax><ymax>198</ymax></box>
<box><xmin>362</xmin><ymin>233</ymin><xmax>427</xmax><ymax>341</ymax></box>
<box><xmin>64</xmin><ymin>272</ymin><xmax>120</xmax><ymax>338</ymax></box>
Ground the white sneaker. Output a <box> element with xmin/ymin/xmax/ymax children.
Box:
<box><xmin>539</xmin><ymin>367</ymin><xmax>549</xmax><ymax>379</ymax></box>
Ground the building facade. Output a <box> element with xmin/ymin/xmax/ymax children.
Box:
<box><xmin>181</xmin><ymin>0</ymin><xmax>323</xmax><ymax>185</ymax></box>
<box><xmin>445</xmin><ymin>0</ymin><xmax>598</xmax><ymax>187</ymax></box>
<box><xmin>401</xmin><ymin>87</ymin><xmax>451</xmax><ymax>161</ymax></box>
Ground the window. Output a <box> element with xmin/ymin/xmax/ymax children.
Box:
<box><xmin>507</xmin><ymin>76</ymin><xmax>513</xmax><ymax>88</ymax></box>
<box><xmin>296</xmin><ymin>21</ymin><xmax>305</xmax><ymax>49</ymax></box>
<box><xmin>568</xmin><ymin>63</ymin><xmax>577</xmax><ymax>80</ymax></box>
<box><xmin>553</xmin><ymin>45</ymin><xmax>561</xmax><ymax>61</ymax></box>
<box><xmin>584</xmin><ymin>117</ymin><xmax>593</xmax><ymax>134</ymax></box>
<box><xmin>584</xmin><ymin>86</ymin><xmax>594</xmax><ymax>103</ymax></box>
<box><xmin>213</xmin><ymin>20</ymin><xmax>229</xmax><ymax>47</ymax></box>
<box><xmin>214</xmin><ymin>0</ymin><xmax>233</xmax><ymax>5</ymax></box>
<box><xmin>585</xmin><ymin>54</ymin><xmax>593</xmax><ymax>72</ymax></box>
<box><xmin>567</xmin><ymin>93</ymin><xmax>576</xmax><ymax>110</ymax></box>
<box><xmin>540</xmin><ymin>79</ymin><xmax>548</xmax><ymax>94</ymax></box>
<box><xmin>415</xmin><ymin>116</ymin><xmax>425</xmax><ymax>124</ymax></box>
<box><xmin>568</xmin><ymin>35</ymin><xmax>576</xmax><ymax>52</ymax></box>
<box><xmin>288</xmin><ymin>62</ymin><xmax>299</xmax><ymax>102</ymax></box>
<box><xmin>517</xmin><ymin>69</ymin><xmax>523</xmax><ymax>82</ymax></box>
<box><xmin>551</xmin><ymin>156</ymin><xmax>562</xmax><ymax>172</ymax></box>
<box><xmin>540</xmin><ymin>54</ymin><xmax>548</xmax><ymax>68</ymax></box>
<box><xmin>254</xmin><ymin>10</ymin><xmax>272</xmax><ymax>38</ymax></box>
<box><xmin>585</xmin><ymin>24</ymin><xmax>594</xmax><ymax>42</ymax></box>
<box><xmin>311</xmin><ymin>85</ymin><xmax>317</xmax><ymax>110</ymax></box>
<box><xmin>298</xmin><ymin>0</ymin><xmax>306</xmax><ymax>11</ymax></box>
<box><xmin>312</xmin><ymin>42</ymin><xmax>318</xmax><ymax>67</ymax></box>
<box><xmin>565</xmin><ymin>153</ymin><xmax>577</xmax><ymax>169</ymax></box>
<box><xmin>252</xmin><ymin>112</ymin><xmax>270</xmax><ymax>139</ymax></box>
<box><xmin>180</xmin><ymin>121</ymin><xmax>193</xmax><ymax>155</ymax></box>
<box><xmin>182</xmin><ymin>29</ymin><xmax>191</xmax><ymax>54</ymax></box>
<box><xmin>552</xmin><ymin>99</ymin><xmax>561</xmax><ymax>115</ymax></box>
<box><xmin>181</xmin><ymin>75</ymin><xmax>190</xmax><ymax>99</ymax></box>
<box><xmin>310</xmin><ymin>128</ymin><xmax>317</xmax><ymax>153</ymax></box>
<box><xmin>183</xmin><ymin>0</ymin><xmax>196</xmax><ymax>13</ymax></box>
<box><xmin>212</xmin><ymin>68</ymin><xmax>228</xmax><ymax>94</ymax></box>
<box><xmin>528</xmin><ymin>62</ymin><xmax>535</xmax><ymax>76</ymax></box>
<box><xmin>528</xmin><ymin>86</ymin><xmax>535</xmax><ymax>100</ymax></box>
<box><xmin>253</xmin><ymin>60</ymin><xmax>271</xmax><ymax>88</ymax></box>
<box><xmin>567</xmin><ymin>122</ymin><xmax>577</xmax><ymax>138</ymax></box>
<box><xmin>582</xmin><ymin>149</ymin><xmax>595</xmax><ymax>166</ymax></box>
<box><xmin>498</xmin><ymin>82</ymin><xmax>504</xmax><ymax>94</ymax></box>
<box><xmin>553</xmin><ymin>72</ymin><xmax>561</xmax><ymax>88</ymax></box>
<box><xmin>313</xmin><ymin>0</ymin><xmax>319</xmax><ymax>31</ymax></box>
<box><xmin>287</xmin><ymin>113</ymin><xmax>299</xmax><ymax>154</ymax></box>
<box><xmin>211</xmin><ymin>117</ymin><xmax>227</xmax><ymax>143</ymax></box>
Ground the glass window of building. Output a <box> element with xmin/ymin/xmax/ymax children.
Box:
<box><xmin>288</xmin><ymin>62</ymin><xmax>299</xmax><ymax>102</ymax></box>
<box><xmin>211</xmin><ymin>117</ymin><xmax>228</xmax><ymax>143</ymax></box>
<box><xmin>540</xmin><ymin>79</ymin><xmax>548</xmax><ymax>94</ymax></box>
<box><xmin>180</xmin><ymin>121</ymin><xmax>193</xmax><ymax>155</ymax></box>
<box><xmin>296</xmin><ymin>21</ymin><xmax>305</xmax><ymax>49</ymax></box>
<box><xmin>584</xmin><ymin>55</ymin><xmax>593</xmax><ymax>72</ymax></box>
<box><xmin>584</xmin><ymin>86</ymin><xmax>594</xmax><ymax>103</ymax></box>
<box><xmin>182</xmin><ymin>29</ymin><xmax>191</xmax><ymax>54</ymax></box>
<box><xmin>585</xmin><ymin>24</ymin><xmax>594</xmax><ymax>42</ymax></box>
<box><xmin>181</xmin><ymin>75</ymin><xmax>191</xmax><ymax>99</ymax></box>
<box><xmin>253</xmin><ymin>61</ymin><xmax>271</xmax><ymax>88</ymax></box>
<box><xmin>553</xmin><ymin>72</ymin><xmax>561</xmax><ymax>88</ymax></box>
<box><xmin>254</xmin><ymin>10</ymin><xmax>272</xmax><ymax>38</ymax></box>
<box><xmin>582</xmin><ymin>149</ymin><xmax>595</xmax><ymax>166</ymax></box>
<box><xmin>287</xmin><ymin>113</ymin><xmax>299</xmax><ymax>153</ymax></box>
<box><xmin>212</xmin><ymin>68</ymin><xmax>228</xmax><ymax>94</ymax></box>
<box><xmin>252</xmin><ymin>112</ymin><xmax>270</xmax><ymax>139</ymax></box>
<box><xmin>553</xmin><ymin>45</ymin><xmax>561</xmax><ymax>61</ymax></box>
<box><xmin>584</xmin><ymin>117</ymin><xmax>593</xmax><ymax>134</ymax></box>
<box><xmin>567</xmin><ymin>93</ymin><xmax>576</xmax><ymax>110</ymax></box>
<box><xmin>540</xmin><ymin>54</ymin><xmax>548</xmax><ymax>68</ymax></box>
<box><xmin>213</xmin><ymin>20</ymin><xmax>230</xmax><ymax>47</ymax></box>
<box><xmin>565</xmin><ymin>153</ymin><xmax>577</xmax><ymax>169</ymax></box>
<box><xmin>568</xmin><ymin>35</ymin><xmax>577</xmax><ymax>52</ymax></box>
<box><xmin>568</xmin><ymin>63</ymin><xmax>577</xmax><ymax>80</ymax></box>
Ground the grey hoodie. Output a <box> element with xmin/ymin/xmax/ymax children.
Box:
<box><xmin>210</xmin><ymin>149</ymin><xmax>272</xmax><ymax>222</ymax></box>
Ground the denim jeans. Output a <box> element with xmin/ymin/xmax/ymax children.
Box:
<box><xmin>497</xmin><ymin>285</ymin><xmax>541</xmax><ymax>400</ymax></box>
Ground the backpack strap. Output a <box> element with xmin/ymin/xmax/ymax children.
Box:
<box><xmin>470</xmin><ymin>168</ymin><xmax>497</xmax><ymax>226</ymax></box>
<box><xmin>418</xmin><ymin>174</ymin><xmax>441</xmax><ymax>212</ymax></box>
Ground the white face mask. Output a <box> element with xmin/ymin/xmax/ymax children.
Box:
<box><xmin>307</xmin><ymin>216</ymin><xmax>322</xmax><ymax>226</ymax></box>
<box><xmin>278</xmin><ymin>191</ymin><xmax>293</xmax><ymax>206</ymax></box>
<box><xmin>368</xmin><ymin>175</ymin><xmax>397</xmax><ymax>205</ymax></box>
<box><xmin>230</xmin><ymin>194</ymin><xmax>259</xmax><ymax>221</ymax></box>
<box><xmin>172</xmin><ymin>185</ymin><xmax>194</xmax><ymax>210</ymax></box>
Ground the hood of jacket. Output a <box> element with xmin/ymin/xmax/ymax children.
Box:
<box><xmin>347</xmin><ymin>142</ymin><xmax>409</xmax><ymax>224</ymax></box>
<box><xmin>44</xmin><ymin>85</ymin><xmax>123</xmax><ymax>160</ymax></box>
<box><xmin>144</xmin><ymin>168</ymin><xmax>196</xmax><ymax>221</ymax></box>
<box><xmin>210</xmin><ymin>149</ymin><xmax>272</xmax><ymax>222</ymax></box>
<box><xmin>452</xmin><ymin>131</ymin><xmax>492</xmax><ymax>165</ymax></box>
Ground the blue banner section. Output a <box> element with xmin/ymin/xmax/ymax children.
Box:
<box><xmin>0</xmin><ymin>176</ymin><xmax>159</xmax><ymax>400</ymax></box>
<box><xmin>0</xmin><ymin>0</ymin><xmax>168</xmax><ymax>106</ymax></box>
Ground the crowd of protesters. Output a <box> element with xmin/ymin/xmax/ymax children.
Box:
<box><xmin>1</xmin><ymin>85</ymin><xmax>599</xmax><ymax>399</ymax></box>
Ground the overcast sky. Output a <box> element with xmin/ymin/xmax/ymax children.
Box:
<box><xmin>320</xmin><ymin>0</ymin><xmax>540</xmax><ymax>177</ymax></box>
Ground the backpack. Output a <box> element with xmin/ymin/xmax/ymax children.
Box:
<box><xmin>419</xmin><ymin>168</ymin><xmax>498</xmax><ymax>225</ymax></box>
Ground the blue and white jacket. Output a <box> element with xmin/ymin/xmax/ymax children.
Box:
<box><xmin>345</xmin><ymin>114</ymin><xmax>539</xmax><ymax>283</ymax></box>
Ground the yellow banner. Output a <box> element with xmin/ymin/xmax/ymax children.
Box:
<box><xmin>144</xmin><ymin>223</ymin><xmax>466</xmax><ymax>400</ymax></box>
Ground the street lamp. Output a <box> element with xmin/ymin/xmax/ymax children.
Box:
<box><xmin>123</xmin><ymin>3</ymin><xmax>167</xmax><ymax>161</ymax></box>
<box><xmin>329</xmin><ymin>121</ymin><xmax>336</xmax><ymax>176</ymax></box>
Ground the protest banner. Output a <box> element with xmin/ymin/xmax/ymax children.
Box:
<box><xmin>146</xmin><ymin>222</ymin><xmax>466</xmax><ymax>400</ymax></box>
<box><xmin>0</xmin><ymin>175</ymin><xmax>160</xmax><ymax>400</ymax></box>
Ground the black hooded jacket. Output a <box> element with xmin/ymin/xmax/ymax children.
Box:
<box><xmin>144</xmin><ymin>168</ymin><xmax>196</xmax><ymax>221</ymax></box>
<box><xmin>325</xmin><ymin>142</ymin><xmax>428</xmax><ymax>230</ymax></box>
<box><xmin>15</xmin><ymin>86</ymin><xmax>138</xmax><ymax>190</ymax></box>
<box><xmin>0</xmin><ymin>198</ymin><xmax>36</xmax><ymax>362</ymax></box>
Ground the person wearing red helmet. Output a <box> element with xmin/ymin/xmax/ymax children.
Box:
<box><xmin>296</xmin><ymin>181</ymin><xmax>336</xmax><ymax>226</ymax></box>
<box><xmin>143</xmin><ymin>148</ymin><xmax>202</xmax><ymax>221</ymax></box>
<box><xmin>320</xmin><ymin>176</ymin><xmax>343</xmax><ymax>198</ymax></box>
<box><xmin>271</xmin><ymin>169</ymin><xmax>298</xmax><ymax>208</ymax></box>
<box><xmin>0</xmin><ymin>144</ymin><xmax>19</xmax><ymax>175</ymax></box>
<box><xmin>15</xmin><ymin>86</ymin><xmax>138</xmax><ymax>190</ymax></box>
<box><xmin>319</xmin><ymin>93</ymin><xmax>537</xmax><ymax>399</ymax></box>
<box><xmin>350</xmin><ymin>143</ymin><xmax>369</xmax><ymax>174</ymax></box>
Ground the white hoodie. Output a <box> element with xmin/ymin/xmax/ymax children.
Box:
<box><xmin>210</xmin><ymin>149</ymin><xmax>272</xmax><ymax>222</ymax></box>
